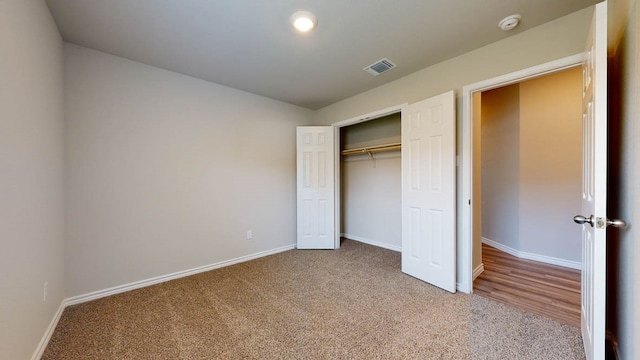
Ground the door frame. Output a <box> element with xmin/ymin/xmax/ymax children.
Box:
<box><xmin>331</xmin><ymin>103</ymin><xmax>408</xmax><ymax>249</ymax></box>
<box><xmin>459</xmin><ymin>53</ymin><xmax>586</xmax><ymax>293</ymax></box>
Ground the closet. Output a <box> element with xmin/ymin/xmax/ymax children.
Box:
<box><xmin>297</xmin><ymin>91</ymin><xmax>456</xmax><ymax>292</ymax></box>
<box><xmin>339</xmin><ymin>113</ymin><xmax>402</xmax><ymax>251</ymax></box>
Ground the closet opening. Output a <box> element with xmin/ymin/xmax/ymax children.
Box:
<box><xmin>330</xmin><ymin>104</ymin><xmax>405</xmax><ymax>250</ymax></box>
<box><xmin>338</xmin><ymin>112</ymin><xmax>402</xmax><ymax>251</ymax></box>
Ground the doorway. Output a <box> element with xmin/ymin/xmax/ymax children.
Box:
<box><xmin>461</xmin><ymin>57</ymin><xmax>584</xmax><ymax>327</ymax></box>
<box><xmin>472</xmin><ymin>67</ymin><xmax>584</xmax><ymax>328</ymax></box>
<box><xmin>460</xmin><ymin>53</ymin><xmax>585</xmax><ymax>293</ymax></box>
<box><xmin>476</xmin><ymin>67</ymin><xmax>583</xmax><ymax>267</ymax></box>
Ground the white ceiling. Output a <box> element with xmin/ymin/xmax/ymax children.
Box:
<box><xmin>45</xmin><ymin>0</ymin><xmax>599</xmax><ymax>110</ymax></box>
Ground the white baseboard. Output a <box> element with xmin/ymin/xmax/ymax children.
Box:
<box><xmin>32</xmin><ymin>244</ymin><xmax>295</xmax><ymax>359</ymax></box>
<box><xmin>482</xmin><ymin>237</ymin><xmax>581</xmax><ymax>270</ymax></box>
<box><xmin>31</xmin><ymin>302</ymin><xmax>65</xmax><ymax>360</ymax></box>
<box><xmin>66</xmin><ymin>244</ymin><xmax>296</xmax><ymax>306</ymax></box>
<box><xmin>342</xmin><ymin>233</ymin><xmax>401</xmax><ymax>252</ymax></box>
<box><xmin>473</xmin><ymin>263</ymin><xmax>485</xmax><ymax>280</ymax></box>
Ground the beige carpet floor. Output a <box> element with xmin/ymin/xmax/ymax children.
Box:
<box><xmin>43</xmin><ymin>239</ymin><xmax>585</xmax><ymax>359</ymax></box>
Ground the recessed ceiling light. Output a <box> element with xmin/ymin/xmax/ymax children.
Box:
<box><xmin>499</xmin><ymin>14</ymin><xmax>521</xmax><ymax>31</ymax></box>
<box><xmin>290</xmin><ymin>11</ymin><xmax>317</xmax><ymax>33</ymax></box>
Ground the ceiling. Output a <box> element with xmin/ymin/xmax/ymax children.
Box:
<box><xmin>45</xmin><ymin>0</ymin><xmax>599</xmax><ymax>110</ymax></box>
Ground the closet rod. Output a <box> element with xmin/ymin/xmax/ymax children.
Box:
<box><xmin>340</xmin><ymin>142</ymin><xmax>401</xmax><ymax>156</ymax></box>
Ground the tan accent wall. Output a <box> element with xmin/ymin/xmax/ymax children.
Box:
<box><xmin>518</xmin><ymin>67</ymin><xmax>582</xmax><ymax>261</ymax></box>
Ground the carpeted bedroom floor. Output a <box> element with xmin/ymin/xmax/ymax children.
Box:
<box><xmin>42</xmin><ymin>239</ymin><xmax>585</xmax><ymax>359</ymax></box>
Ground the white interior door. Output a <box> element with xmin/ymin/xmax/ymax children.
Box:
<box><xmin>401</xmin><ymin>91</ymin><xmax>456</xmax><ymax>293</ymax></box>
<box><xmin>296</xmin><ymin>126</ymin><xmax>335</xmax><ymax>249</ymax></box>
<box><xmin>578</xmin><ymin>2</ymin><xmax>607</xmax><ymax>359</ymax></box>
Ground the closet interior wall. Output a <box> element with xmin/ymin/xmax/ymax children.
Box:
<box><xmin>340</xmin><ymin>113</ymin><xmax>402</xmax><ymax>251</ymax></box>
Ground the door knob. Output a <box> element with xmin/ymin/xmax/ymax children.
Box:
<box><xmin>573</xmin><ymin>215</ymin><xmax>627</xmax><ymax>228</ymax></box>
<box><xmin>573</xmin><ymin>215</ymin><xmax>594</xmax><ymax>227</ymax></box>
<box><xmin>606</xmin><ymin>218</ymin><xmax>627</xmax><ymax>228</ymax></box>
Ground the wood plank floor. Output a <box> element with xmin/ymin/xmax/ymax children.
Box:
<box><xmin>474</xmin><ymin>243</ymin><xmax>581</xmax><ymax>328</ymax></box>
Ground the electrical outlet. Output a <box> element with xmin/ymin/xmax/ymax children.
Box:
<box><xmin>43</xmin><ymin>282</ymin><xmax>48</xmax><ymax>302</ymax></box>
<box><xmin>246</xmin><ymin>230</ymin><xmax>253</xmax><ymax>239</ymax></box>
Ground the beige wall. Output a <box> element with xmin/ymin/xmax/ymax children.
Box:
<box><xmin>0</xmin><ymin>0</ymin><xmax>65</xmax><ymax>359</ymax></box>
<box><xmin>341</xmin><ymin>114</ymin><xmax>401</xmax><ymax>149</ymax></box>
<box><xmin>608</xmin><ymin>0</ymin><xmax>639</xmax><ymax>358</ymax></box>
<box><xmin>480</xmin><ymin>85</ymin><xmax>521</xmax><ymax>250</ymax></box>
<box><xmin>64</xmin><ymin>44</ymin><xmax>314</xmax><ymax>297</ymax></box>
<box><xmin>518</xmin><ymin>68</ymin><xmax>582</xmax><ymax>262</ymax></box>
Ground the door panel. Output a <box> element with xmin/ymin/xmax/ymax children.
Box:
<box><xmin>401</xmin><ymin>91</ymin><xmax>456</xmax><ymax>293</ymax></box>
<box><xmin>580</xmin><ymin>2</ymin><xmax>607</xmax><ymax>359</ymax></box>
<box><xmin>297</xmin><ymin>126</ymin><xmax>335</xmax><ymax>249</ymax></box>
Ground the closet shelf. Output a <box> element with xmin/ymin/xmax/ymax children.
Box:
<box><xmin>341</xmin><ymin>142</ymin><xmax>401</xmax><ymax>156</ymax></box>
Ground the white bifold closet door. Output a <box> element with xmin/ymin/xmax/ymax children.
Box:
<box><xmin>296</xmin><ymin>126</ymin><xmax>335</xmax><ymax>249</ymax></box>
<box><xmin>401</xmin><ymin>91</ymin><xmax>456</xmax><ymax>293</ymax></box>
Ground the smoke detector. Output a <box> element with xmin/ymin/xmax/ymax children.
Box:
<box><xmin>499</xmin><ymin>15</ymin><xmax>521</xmax><ymax>31</ymax></box>
<box><xmin>363</xmin><ymin>58</ymin><xmax>397</xmax><ymax>76</ymax></box>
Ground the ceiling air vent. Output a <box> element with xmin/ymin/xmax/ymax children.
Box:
<box><xmin>363</xmin><ymin>58</ymin><xmax>397</xmax><ymax>76</ymax></box>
